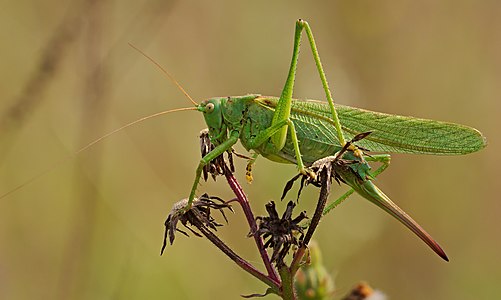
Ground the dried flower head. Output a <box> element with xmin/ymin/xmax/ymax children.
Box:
<box><xmin>200</xmin><ymin>129</ymin><xmax>234</xmax><ymax>181</ymax></box>
<box><xmin>252</xmin><ymin>201</ymin><xmax>307</xmax><ymax>266</ymax></box>
<box><xmin>161</xmin><ymin>193</ymin><xmax>233</xmax><ymax>255</ymax></box>
<box><xmin>281</xmin><ymin>132</ymin><xmax>373</xmax><ymax>201</ymax></box>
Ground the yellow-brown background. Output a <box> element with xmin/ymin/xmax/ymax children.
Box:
<box><xmin>1</xmin><ymin>1</ymin><xmax>499</xmax><ymax>299</ymax></box>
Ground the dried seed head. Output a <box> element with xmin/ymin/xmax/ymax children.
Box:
<box><xmin>199</xmin><ymin>129</ymin><xmax>234</xmax><ymax>181</ymax></box>
<box><xmin>161</xmin><ymin>193</ymin><xmax>233</xmax><ymax>255</ymax></box>
<box><xmin>281</xmin><ymin>132</ymin><xmax>374</xmax><ymax>201</ymax></box>
<box><xmin>252</xmin><ymin>201</ymin><xmax>307</xmax><ymax>266</ymax></box>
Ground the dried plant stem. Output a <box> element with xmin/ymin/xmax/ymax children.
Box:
<box><xmin>291</xmin><ymin>167</ymin><xmax>330</xmax><ymax>273</ymax></box>
<box><xmin>197</xmin><ymin>220</ymin><xmax>279</xmax><ymax>290</ymax></box>
<box><xmin>224</xmin><ymin>165</ymin><xmax>280</xmax><ymax>284</ymax></box>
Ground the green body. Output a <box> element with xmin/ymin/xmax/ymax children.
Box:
<box><xmin>236</xmin><ymin>95</ymin><xmax>485</xmax><ymax>163</ymax></box>
<box><xmin>201</xmin><ymin>94</ymin><xmax>485</xmax><ymax>166</ymax></box>
<box><xmin>187</xmin><ymin>20</ymin><xmax>486</xmax><ymax>261</ymax></box>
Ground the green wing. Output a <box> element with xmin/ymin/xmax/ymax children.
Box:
<box><xmin>257</xmin><ymin>97</ymin><xmax>486</xmax><ymax>155</ymax></box>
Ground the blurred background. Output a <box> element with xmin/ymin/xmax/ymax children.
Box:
<box><xmin>1</xmin><ymin>1</ymin><xmax>499</xmax><ymax>299</ymax></box>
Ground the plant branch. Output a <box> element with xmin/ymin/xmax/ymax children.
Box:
<box><xmin>224</xmin><ymin>165</ymin><xmax>280</xmax><ymax>284</ymax></box>
<box><xmin>196</xmin><ymin>219</ymin><xmax>280</xmax><ymax>290</ymax></box>
<box><xmin>291</xmin><ymin>167</ymin><xmax>330</xmax><ymax>273</ymax></box>
<box><xmin>278</xmin><ymin>265</ymin><xmax>296</xmax><ymax>300</ymax></box>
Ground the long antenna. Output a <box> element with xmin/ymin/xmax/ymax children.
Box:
<box><xmin>128</xmin><ymin>43</ymin><xmax>198</xmax><ymax>106</ymax></box>
<box><xmin>0</xmin><ymin>107</ymin><xmax>197</xmax><ymax>200</ymax></box>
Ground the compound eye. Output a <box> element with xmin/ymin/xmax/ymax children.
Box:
<box><xmin>205</xmin><ymin>103</ymin><xmax>215</xmax><ymax>113</ymax></box>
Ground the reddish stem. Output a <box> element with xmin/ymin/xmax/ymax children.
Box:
<box><xmin>224</xmin><ymin>165</ymin><xmax>280</xmax><ymax>283</ymax></box>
